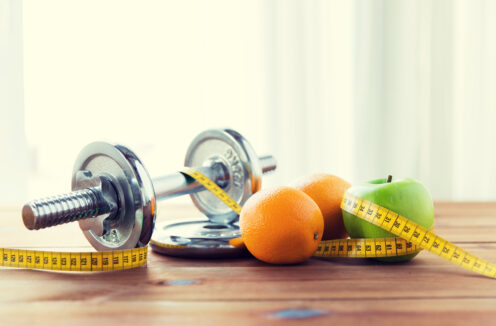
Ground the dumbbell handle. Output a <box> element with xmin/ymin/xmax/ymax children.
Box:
<box><xmin>23</xmin><ymin>155</ymin><xmax>276</xmax><ymax>230</ymax></box>
<box><xmin>152</xmin><ymin>155</ymin><xmax>277</xmax><ymax>200</ymax></box>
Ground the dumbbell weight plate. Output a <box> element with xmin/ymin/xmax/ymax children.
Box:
<box><xmin>184</xmin><ymin>128</ymin><xmax>262</xmax><ymax>225</ymax></box>
<box><xmin>71</xmin><ymin>142</ymin><xmax>156</xmax><ymax>251</ymax></box>
<box><xmin>150</xmin><ymin>219</ymin><xmax>247</xmax><ymax>258</ymax></box>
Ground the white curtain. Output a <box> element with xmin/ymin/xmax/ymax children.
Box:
<box><xmin>0</xmin><ymin>0</ymin><xmax>28</xmax><ymax>204</ymax></box>
<box><xmin>2</xmin><ymin>0</ymin><xmax>495</xmax><ymax>203</ymax></box>
<box><xmin>264</xmin><ymin>0</ymin><xmax>496</xmax><ymax>200</ymax></box>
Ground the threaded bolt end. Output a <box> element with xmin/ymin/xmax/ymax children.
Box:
<box><xmin>22</xmin><ymin>188</ymin><xmax>101</xmax><ymax>230</ymax></box>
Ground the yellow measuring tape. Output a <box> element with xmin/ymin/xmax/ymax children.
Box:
<box><xmin>180</xmin><ymin>168</ymin><xmax>496</xmax><ymax>279</ymax></box>
<box><xmin>314</xmin><ymin>237</ymin><xmax>421</xmax><ymax>258</ymax></box>
<box><xmin>0</xmin><ymin>247</ymin><xmax>147</xmax><ymax>272</ymax></box>
<box><xmin>181</xmin><ymin>169</ymin><xmax>243</xmax><ymax>215</ymax></box>
<box><xmin>339</xmin><ymin>193</ymin><xmax>496</xmax><ymax>278</ymax></box>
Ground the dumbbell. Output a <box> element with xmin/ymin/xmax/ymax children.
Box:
<box><xmin>22</xmin><ymin>129</ymin><xmax>276</xmax><ymax>254</ymax></box>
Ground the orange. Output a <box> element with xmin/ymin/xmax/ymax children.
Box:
<box><xmin>239</xmin><ymin>186</ymin><xmax>324</xmax><ymax>264</ymax></box>
<box><xmin>293</xmin><ymin>173</ymin><xmax>351</xmax><ymax>240</ymax></box>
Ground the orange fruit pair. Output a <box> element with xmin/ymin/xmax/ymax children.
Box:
<box><xmin>239</xmin><ymin>173</ymin><xmax>350</xmax><ymax>264</ymax></box>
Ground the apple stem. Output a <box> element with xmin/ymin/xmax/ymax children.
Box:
<box><xmin>387</xmin><ymin>175</ymin><xmax>393</xmax><ymax>183</ymax></box>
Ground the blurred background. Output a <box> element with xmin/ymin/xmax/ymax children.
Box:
<box><xmin>1</xmin><ymin>0</ymin><xmax>496</xmax><ymax>205</ymax></box>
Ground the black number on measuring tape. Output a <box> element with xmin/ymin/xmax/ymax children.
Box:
<box><xmin>81</xmin><ymin>258</ymin><xmax>87</xmax><ymax>266</ymax></box>
<box><xmin>43</xmin><ymin>257</ymin><xmax>49</xmax><ymax>265</ymax></box>
<box><xmin>347</xmin><ymin>245</ymin><xmax>353</xmax><ymax>252</ymax></box>
<box><xmin>113</xmin><ymin>257</ymin><xmax>119</xmax><ymax>265</ymax></box>
<box><xmin>403</xmin><ymin>226</ymin><xmax>410</xmax><ymax>233</ymax></box>
<box><xmin>10</xmin><ymin>255</ymin><xmax>15</xmax><ymax>263</ymax></box>
<box><xmin>338</xmin><ymin>245</ymin><xmax>344</xmax><ymax>251</ymax></box>
<box><xmin>432</xmin><ymin>241</ymin><xmax>440</xmax><ymax>248</ymax></box>
<box><xmin>375</xmin><ymin>212</ymin><xmax>382</xmax><ymax>219</ymax></box>
<box><xmin>442</xmin><ymin>247</ymin><xmax>450</xmax><ymax>254</ymax></box>
<box><xmin>397</xmin><ymin>243</ymin><xmax>403</xmax><ymax>250</ymax></box>
<box><xmin>70</xmin><ymin>258</ymin><xmax>76</xmax><ymax>266</ymax></box>
<box><xmin>412</xmin><ymin>231</ymin><xmax>420</xmax><ymax>239</ymax></box>
<box><xmin>356</xmin><ymin>245</ymin><xmax>362</xmax><ymax>251</ymax></box>
<box><xmin>35</xmin><ymin>256</ymin><xmax>41</xmax><ymax>264</ymax></box>
<box><xmin>384</xmin><ymin>216</ymin><xmax>391</xmax><ymax>223</ymax></box>
<box><xmin>132</xmin><ymin>254</ymin><xmax>137</xmax><ymax>263</ymax></box>
<box><xmin>123</xmin><ymin>256</ymin><xmax>129</xmax><ymax>264</ymax></box>
<box><xmin>359</xmin><ymin>205</ymin><xmax>365</xmax><ymax>212</ymax></box>
<box><xmin>375</xmin><ymin>244</ymin><xmax>382</xmax><ymax>251</ymax></box>
<box><xmin>52</xmin><ymin>257</ymin><xmax>57</xmax><ymax>265</ymax></box>
<box><xmin>103</xmin><ymin>258</ymin><xmax>109</xmax><ymax>266</ymax></box>
<box><xmin>60</xmin><ymin>257</ymin><xmax>66</xmax><ymax>266</ymax></box>
<box><xmin>365</xmin><ymin>245</ymin><xmax>371</xmax><ymax>251</ymax></box>
<box><xmin>385</xmin><ymin>244</ymin><xmax>392</xmax><ymax>251</ymax></box>
<box><xmin>19</xmin><ymin>255</ymin><xmax>24</xmax><ymax>263</ymax></box>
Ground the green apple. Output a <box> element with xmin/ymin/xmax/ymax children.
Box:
<box><xmin>342</xmin><ymin>176</ymin><xmax>434</xmax><ymax>262</ymax></box>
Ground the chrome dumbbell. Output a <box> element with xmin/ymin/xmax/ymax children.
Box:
<box><xmin>22</xmin><ymin>129</ymin><xmax>276</xmax><ymax>256</ymax></box>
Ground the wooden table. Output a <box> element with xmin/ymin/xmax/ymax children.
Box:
<box><xmin>0</xmin><ymin>202</ymin><xmax>495</xmax><ymax>325</ymax></box>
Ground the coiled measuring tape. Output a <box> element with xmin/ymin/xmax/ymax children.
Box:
<box><xmin>0</xmin><ymin>247</ymin><xmax>147</xmax><ymax>272</ymax></box>
<box><xmin>178</xmin><ymin>168</ymin><xmax>496</xmax><ymax>279</ymax></box>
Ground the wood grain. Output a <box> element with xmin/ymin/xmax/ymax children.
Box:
<box><xmin>0</xmin><ymin>201</ymin><xmax>495</xmax><ymax>325</ymax></box>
